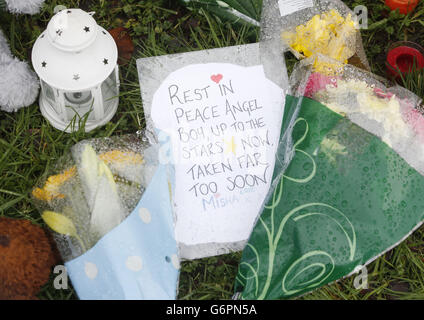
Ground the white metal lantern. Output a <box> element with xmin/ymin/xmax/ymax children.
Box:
<box><xmin>32</xmin><ymin>8</ymin><xmax>119</xmax><ymax>132</ymax></box>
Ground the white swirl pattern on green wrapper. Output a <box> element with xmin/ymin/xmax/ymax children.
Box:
<box><xmin>237</xmin><ymin>118</ymin><xmax>357</xmax><ymax>299</ymax></box>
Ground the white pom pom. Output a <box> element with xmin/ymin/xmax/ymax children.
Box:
<box><xmin>0</xmin><ymin>58</ymin><xmax>40</xmax><ymax>112</ymax></box>
<box><xmin>5</xmin><ymin>0</ymin><xmax>46</xmax><ymax>15</ymax></box>
<box><xmin>0</xmin><ymin>30</ymin><xmax>12</xmax><ymax>61</ymax></box>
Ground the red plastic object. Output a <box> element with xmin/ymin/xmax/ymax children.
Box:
<box><xmin>385</xmin><ymin>0</ymin><xmax>419</xmax><ymax>14</ymax></box>
<box><xmin>386</xmin><ymin>42</ymin><xmax>424</xmax><ymax>78</ymax></box>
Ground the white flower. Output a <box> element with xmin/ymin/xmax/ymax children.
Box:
<box><xmin>79</xmin><ymin>144</ymin><xmax>126</xmax><ymax>238</ymax></box>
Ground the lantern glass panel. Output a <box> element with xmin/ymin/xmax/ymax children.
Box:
<box><xmin>41</xmin><ymin>80</ymin><xmax>55</xmax><ymax>102</ymax></box>
<box><xmin>64</xmin><ymin>91</ymin><xmax>93</xmax><ymax>105</ymax></box>
<box><xmin>101</xmin><ymin>70</ymin><xmax>118</xmax><ymax>108</ymax></box>
<box><xmin>41</xmin><ymin>80</ymin><xmax>62</xmax><ymax>115</ymax></box>
<box><xmin>63</xmin><ymin>89</ymin><xmax>96</xmax><ymax>121</ymax></box>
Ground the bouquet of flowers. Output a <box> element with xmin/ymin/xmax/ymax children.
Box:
<box><xmin>235</xmin><ymin>56</ymin><xmax>424</xmax><ymax>299</ymax></box>
<box><xmin>32</xmin><ymin>134</ymin><xmax>180</xmax><ymax>300</ymax></box>
<box><xmin>261</xmin><ymin>0</ymin><xmax>370</xmax><ymax>70</ymax></box>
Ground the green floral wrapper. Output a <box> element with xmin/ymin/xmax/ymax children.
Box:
<box><xmin>235</xmin><ymin>58</ymin><xmax>424</xmax><ymax>299</ymax></box>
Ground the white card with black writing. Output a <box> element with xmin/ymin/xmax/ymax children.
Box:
<box><xmin>137</xmin><ymin>43</ymin><xmax>288</xmax><ymax>259</ymax></box>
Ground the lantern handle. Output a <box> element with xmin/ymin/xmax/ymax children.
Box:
<box><xmin>53</xmin><ymin>5</ymin><xmax>67</xmax><ymax>14</ymax></box>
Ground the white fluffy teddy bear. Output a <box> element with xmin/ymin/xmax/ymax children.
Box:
<box><xmin>0</xmin><ymin>0</ymin><xmax>46</xmax><ymax>112</ymax></box>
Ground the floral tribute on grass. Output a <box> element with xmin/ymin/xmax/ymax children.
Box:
<box><xmin>32</xmin><ymin>134</ymin><xmax>180</xmax><ymax>300</ymax></box>
<box><xmin>235</xmin><ymin>56</ymin><xmax>424</xmax><ymax>299</ymax></box>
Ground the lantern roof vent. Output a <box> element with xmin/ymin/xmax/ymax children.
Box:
<box><xmin>32</xmin><ymin>8</ymin><xmax>118</xmax><ymax>91</ymax></box>
<box><xmin>46</xmin><ymin>9</ymin><xmax>98</xmax><ymax>52</ymax></box>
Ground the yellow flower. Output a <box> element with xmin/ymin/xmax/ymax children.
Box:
<box><xmin>99</xmin><ymin>150</ymin><xmax>143</xmax><ymax>165</ymax></box>
<box><xmin>32</xmin><ymin>166</ymin><xmax>76</xmax><ymax>202</ymax></box>
<box><xmin>312</xmin><ymin>56</ymin><xmax>344</xmax><ymax>76</ymax></box>
<box><xmin>283</xmin><ymin>9</ymin><xmax>358</xmax><ymax>65</ymax></box>
<box><xmin>33</xmin><ymin>150</ymin><xmax>144</xmax><ymax>203</ymax></box>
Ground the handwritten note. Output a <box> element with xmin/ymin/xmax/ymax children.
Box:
<box><xmin>151</xmin><ymin>63</ymin><xmax>285</xmax><ymax>246</ymax></box>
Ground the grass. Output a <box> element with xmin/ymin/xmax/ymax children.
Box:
<box><xmin>1</xmin><ymin>0</ymin><xmax>424</xmax><ymax>300</ymax></box>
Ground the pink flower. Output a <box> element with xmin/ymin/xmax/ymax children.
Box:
<box><xmin>400</xmin><ymin>99</ymin><xmax>424</xmax><ymax>142</ymax></box>
<box><xmin>374</xmin><ymin>88</ymin><xmax>394</xmax><ymax>99</ymax></box>
<box><xmin>304</xmin><ymin>73</ymin><xmax>338</xmax><ymax>98</ymax></box>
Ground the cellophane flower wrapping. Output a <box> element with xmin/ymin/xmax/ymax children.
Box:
<box><xmin>235</xmin><ymin>56</ymin><xmax>424</xmax><ymax>299</ymax></box>
<box><xmin>261</xmin><ymin>0</ymin><xmax>370</xmax><ymax>70</ymax></box>
<box><xmin>32</xmin><ymin>134</ymin><xmax>180</xmax><ymax>300</ymax></box>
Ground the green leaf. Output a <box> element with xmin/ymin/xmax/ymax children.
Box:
<box><xmin>80</xmin><ymin>144</ymin><xmax>101</xmax><ymax>198</ymax></box>
<box><xmin>42</xmin><ymin>210</ymin><xmax>77</xmax><ymax>237</ymax></box>
<box><xmin>222</xmin><ymin>0</ymin><xmax>259</xmax><ymax>18</ymax></box>
<box><xmin>180</xmin><ymin>0</ymin><xmax>261</xmax><ymax>26</ymax></box>
<box><xmin>368</xmin><ymin>18</ymin><xmax>388</xmax><ymax>30</ymax></box>
<box><xmin>98</xmin><ymin>161</ymin><xmax>118</xmax><ymax>193</ymax></box>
